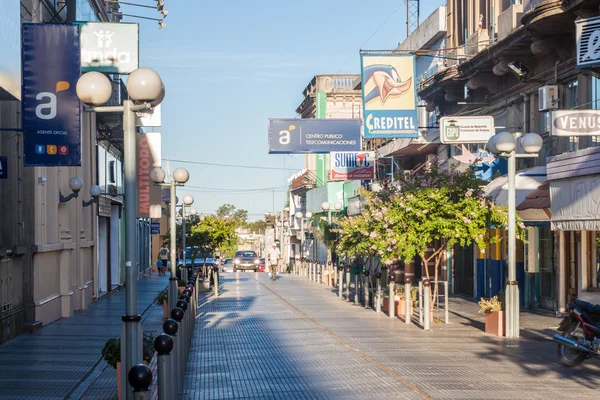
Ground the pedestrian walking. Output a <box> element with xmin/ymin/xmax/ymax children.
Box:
<box><xmin>267</xmin><ymin>243</ymin><xmax>280</xmax><ymax>281</ymax></box>
<box><xmin>158</xmin><ymin>244</ymin><xmax>169</xmax><ymax>275</ymax></box>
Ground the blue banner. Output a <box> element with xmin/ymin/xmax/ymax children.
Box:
<box><xmin>268</xmin><ymin>118</ymin><xmax>361</xmax><ymax>154</ymax></box>
<box><xmin>22</xmin><ymin>24</ymin><xmax>81</xmax><ymax>166</ymax></box>
<box><xmin>360</xmin><ymin>53</ymin><xmax>418</xmax><ymax>138</ymax></box>
<box><xmin>0</xmin><ymin>156</ymin><xmax>7</xmax><ymax>179</ymax></box>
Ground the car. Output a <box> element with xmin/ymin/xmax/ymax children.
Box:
<box><xmin>233</xmin><ymin>250</ymin><xmax>260</xmax><ymax>272</ymax></box>
<box><xmin>258</xmin><ymin>258</ymin><xmax>266</xmax><ymax>272</ymax></box>
<box><xmin>222</xmin><ymin>258</ymin><xmax>233</xmax><ymax>272</ymax></box>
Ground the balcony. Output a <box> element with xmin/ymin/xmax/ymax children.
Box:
<box><xmin>296</xmin><ymin>74</ymin><xmax>361</xmax><ymax>117</ymax></box>
<box><xmin>290</xmin><ymin>170</ymin><xmax>316</xmax><ymax>196</ymax></box>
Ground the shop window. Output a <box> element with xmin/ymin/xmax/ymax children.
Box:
<box><xmin>592</xmin><ymin>77</ymin><xmax>600</xmax><ymax>146</ymax></box>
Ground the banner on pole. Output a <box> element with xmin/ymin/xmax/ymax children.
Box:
<box><xmin>22</xmin><ymin>24</ymin><xmax>81</xmax><ymax>166</ymax></box>
<box><xmin>137</xmin><ymin>132</ymin><xmax>162</xmax><ymax>218</ymax></box>
<box><xmin>360</xmin><ymin>52</ymin><xmax>418</xmax><ymax>138</ymax></box>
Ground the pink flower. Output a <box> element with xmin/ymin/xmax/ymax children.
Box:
<box><xmin>465</xmin><ymin>188</ymin><xmax>474</xmax><ymax>197</ymax></box>
<box><xmin>383</xmin><ymin>224</ymin><xmax>388</xmax><ymax>229</ymax></box>
<box><xmin>391</xmin><ymin>239</ymin><xmax>397</xmax><ymax>245</ymax></box>
<box><xmin>369</xmin><ymin>231</ymin><xmax>377</xmax><ymax>238</ymax></box>
<box><xmin>384</xmin><ymin>259</ymin><xmax>393</xmax><ymax>265</ymax></box>
<box><xmin>463</xmin><ymin>217</ymin><xmax>471</xmax><ymax>224</ymax></box>
<box><xmin>519</xmin><ymin>222</ymin><xmax>526</xmax><ymax>229</ymax></box>
<box><xmin>422</xmin><ymin>209</ymin><xmax>428</xmax><ymax>214</ymax></box>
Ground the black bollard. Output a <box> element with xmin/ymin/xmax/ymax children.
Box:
<box><xmin>154</xmin><ymin>334</ymin><xmax>173</xmax><ymax>400</ymax></box>
<box><xmin>163</xmin><ymin>319</ymin><xmax>178</xmax><ymax>399</ymax></box>
<box><xmin>170</xmin><ymin>307</ymin><xmax>184</xmax><ymax>395</ymax></box>
<box><xmin>128</xmin><ymin>364</ymin><xmax>152</xmax><ymax>400</ymax></box>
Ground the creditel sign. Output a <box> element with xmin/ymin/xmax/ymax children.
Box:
<box><xmin>551</xmin><ymin>110</ymin><xmax>600</xmax><ymax>136</ymax></box>
<box><xmin>330</xmin><ymin>152</ymin><xmax>375</xmax><ymax>180</ymax></box>
<box><xmin>80</xmin><ymin>22</ymin><xmax>139</xmax><ymax>73</ymax></box>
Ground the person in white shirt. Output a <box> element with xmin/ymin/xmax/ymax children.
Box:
<box><xmin>266</xmin><ymin>243</ymin><xmax>280</xmax><ymax>281</ymax></box>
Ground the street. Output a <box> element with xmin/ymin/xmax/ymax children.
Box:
<box><xmin>183</xmin><ymin>272</ymin><xmax>600</xmax><ymax>399</ymax></box>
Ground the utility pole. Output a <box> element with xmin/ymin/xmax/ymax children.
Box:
<box><xmin>407</xmin><ymin>0</ymin><xmax>420</xmax><ymax>37</ymax></box>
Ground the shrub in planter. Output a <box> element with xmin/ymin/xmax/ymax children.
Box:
<box><xmin>478</xmin><ymin>292</ymin><xmax>505</xmax><ymax>336</ymax></box>
<box><xmin>155</xmin><ymin>289</ymin><xmax>169</xmax><ymax>318</ymax></box>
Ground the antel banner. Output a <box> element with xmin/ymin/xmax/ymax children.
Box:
<box><xmin>80</xmin><ymin>22</ymin><xmax>139</xmax><ymax>74</ymax></box>
<box><xmin>551</xmin><ymin>110</ymin><xmax>600</xmax><ymax>136</ymax></box>
<box><xmin>360</xmin><ymin>52</ymin><xmax>418</xmax><ymax>138</ymax></box>
<box><xmin>22</xmin><ymin>24</ymin><xmax>81</xmax><ymax>167</ymax></box>
<box><xmin>576</xmin><ymin>16</ymin><xmax>600</xmax><ymax>68</ymax></box>
<box><xmin>268</xmin><ymin>118</ymin><xmax>361</xmax><ymax>154</ymax></box>
<box><xmin>330</xmin><ymin>152</ymin><xmax>375</xmax><ymax>180</ymax></box>
<box><xmin>440</xmin><ymin>116</ymin><xmax>494</xmax><ymax>143</ymax></box>
<box><xmin>137</xmin><ymin>132</ymin><xmax>162</xmax><ymax>218</ymax></box>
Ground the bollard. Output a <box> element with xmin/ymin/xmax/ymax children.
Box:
<box><xmin>423</xmin><ymin>279</ymin><xmax>431</xmax><ymax>331</ymax></box>
<box><xmin>363</xmin><ymin>270</ymin><xmax>370</xmax><ymax>308</ymax></box>
<box><xmin>177</xmin><ymin>299</ymin><xmax>189</xmax><ymax>352</ymax></box>
<box><xmin>179</xmin><ymin>295</ymin><xmax>192</xmax><ymax>349</ymax></box>
<box><xmin>171</xmin><ymin>307</ymin><xmax>184</xmax><ymax>394</ymax></box>
<box><xmin>213</xmin><ymin>266</ymin><xmax>219</xmax><ymax>297</ymax></box>
<box><xmin>327</xmin><ymin>262</ymin><xmax>332</xmax><ymax>286</ymax></box>
<box><xmin>375</xmin><ymin>272</ymin><xmax>382</xmax><ymax>313</ymax></box>
<box><xmin>444</xmin><ymin>281</ymin><xmax>449</xmax><ymax>324</ymax></box>
<box><xmin>128</xmin><ymin>364</ymin><xmax>152</xmax><ymax>400</ymax></box>
<box><xmin>154</xmin><ymin>334</ymin><xmax>173</xmax><ymax>400</ymax></box>
<box><xmin>389</xmin><ymin>280</ymin><xmax>395</xmax><ymax>318</ymax></box>
<box><xmin>353</xmin><ymin>266</ymin><xmax>360</xmax><ymax>305</ymax></box>
<box><xmin>405</xmin><ymin>278</ymin><xmax>412</xmax><ymax>325</ymax></box>
<box><xmin>163</xmin><ymin>319</ymin><xmax>178</xmax><ymax>399</ymax></box>
<box><xmin>338</xmin><ymin>265</ymin><xmax>344</xmax><ymax>298</ymax></box>
<box><xmin>345</xmin><ymin>266</ymin><xmax>351</xmax><ymax>301</ymax></box>
<box><xmin>418</xmin><ymin>281</ymin><xmax>423</xmax><ymax>326</ymax></box>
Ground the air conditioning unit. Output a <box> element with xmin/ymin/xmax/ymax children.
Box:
<box><xmin>538</xmin><ymin>85</ymin><xmax>559</xmax><ymax>111</ymax></box>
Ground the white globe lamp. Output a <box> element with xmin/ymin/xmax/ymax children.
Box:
<box><xmin>150</xmin><ymin>167</ymin><xmax>166</xmax><ymax>183</ymax></box>
<box><xmin>520</xmin><ymin>132</ymin><xmax>543</xmax><ymax>154</ymax></box>
<box><xmin>126</xmin><ymin>68</ymin><xmax>163</xmax><ymax>102</ymax></box>
<box><xmin>76</xmin><ymin>72</ymin><xmax>112</xmax><ymax>105</ymax></box>
<box><xmin>172</xmin><ymin>168</ymin><xmax>189</xmax><ymax>184</ymax></box>
<box><xmin>495</xmin><ymin>131</ymin><xmax>516</xmax><ymax>153</ymax></box>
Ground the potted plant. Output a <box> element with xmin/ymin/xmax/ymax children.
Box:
<box><xmin>395</xmin><ymin>285</ymin><xmax>417</xmax><ymax>317</ymax></box>
<box><xmin>382</xmin><ymin>291</ymin><xmax>401</xmax><ymax>314</ymax></box>
<box><xmin>177</xmin><ymin>279</ymin><xmax>187</xmax><ymax>294</ymax></box>
<box><xmin>478</xmin><ymin>292</ymin><xmax>505</xmax><ymax>336</ymax></box>
<box><xmin>155</xmin><ymin>289</ymin><xmax>169</xmax><ymax>319</ymax></box>
<box><xmin>101</xmin><ymin>333</ymin><xmax>156</xmax><ymax>399</ymax></box>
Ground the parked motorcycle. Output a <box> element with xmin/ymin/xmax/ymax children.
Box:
<box><xmin>553</xmin><ymin>298</ymin><xmax>600</xmax><ymax>367</ymax></box>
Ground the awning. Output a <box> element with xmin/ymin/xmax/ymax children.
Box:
<box><xmin>549</xmin><ymin>175</ymin><xmax>600</xmax><ymax>231</ymax></box>
<box><xmin>516</xmin><ymin>181</ymin><xmax>551</xmax><ymax>222</ymax></box>
<box><xmin>484</xmin><ymin>166</ymin><xmax>548</xmax><ymax>221</ymax></box>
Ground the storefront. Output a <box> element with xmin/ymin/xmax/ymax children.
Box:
<box><xmin>547</xmin><ymin>147</ymin><xmax>600</xmax><ymax>311</ymax></box>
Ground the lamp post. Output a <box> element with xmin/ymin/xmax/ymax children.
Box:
<box><xmin>321</xmin><ymin>201</ymin><xmax>343</xmax><ymax>224</ymax></box>
<box><xmin>295</xmin><ymin>212</ymin><xmax>312</xmax><ymax>258</ymax></box>
<box><xmin>151</xmin><ymin>167</ymin><xmax>189</xmax><ymax>313</ymax></box>
<box><xmin>486</xmin><ymin>131</ymin><xmax>542</xmax><ymax>338</ymax></box>
<box><xmin>181</xmin><ymin>195</ymin><xmax>194</xmax><ymax>282</ymax></box>
<box><xmin>76</xmin><ymin>68</ymin><xmax>163</xmax><ymax>398</ymax></box>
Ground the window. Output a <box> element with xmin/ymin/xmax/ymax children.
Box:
<box><xmin>108</xmin><ymin>161</ymin><xmax>116</xmax><ymax>184</ymax></box>
<box><xmin>565</xmin><ymin>81</ymin><xmax>579</xmax><ymax>152</ymax></box>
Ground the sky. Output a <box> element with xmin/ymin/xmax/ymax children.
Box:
<box><xmin>124</xmin><ymin>0</ymin><xmax>444</xmax><ymax>220</ymax></box>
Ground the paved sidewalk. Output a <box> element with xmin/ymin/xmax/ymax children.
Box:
<box><xmin>0</xmin><ymin>273</ymin><xmax>168</xmax><ymax>400</ymax></box>
<box><xmin>184</xmin><ymin>272</ymin><xmax>600</xmax><ymax>400</ymax></box>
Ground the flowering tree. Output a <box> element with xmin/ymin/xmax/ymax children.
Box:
<box><xmin>337</xmin><ymin>164</ymin><xmax>521</xmax><ymax>309</ymax></box>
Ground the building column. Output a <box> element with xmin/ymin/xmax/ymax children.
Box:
<box><xmin>558</xmin><ymin>231</ymin><xmax>567</xmax><ymax>313</ymax></box>
<box><xmin>580</xmin><ymin>231</ymin><xmax>589</xmax><ymax>296</ymax></box>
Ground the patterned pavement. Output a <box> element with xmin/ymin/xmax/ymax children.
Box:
<box><xmin>183</xmin><ymin>272</ymin><xmax>600</xmax><ymax>400</ymax></box>
<box><xmin>0</xmin><ymin>273</ymin><xmax>168</xmax><ymax>400</ymax></box>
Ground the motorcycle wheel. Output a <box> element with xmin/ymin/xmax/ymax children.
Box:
<box><xmin>557</xmin><ymin>322</ymin><xmax>588</xmax><ymax>367</ymax></box>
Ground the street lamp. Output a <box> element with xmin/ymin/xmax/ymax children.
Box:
<box><xmin>59</xmin><ymin>177</ymin><xmax>83</xmax><ymax>203</ymax></box>
<box><xmin>295</xmin><ymin>211</ymin><xmax>312</xmax><ymax>258</ymax></box>
<box><xmin>83</xmin><ymin>184</ymin><xmax>103</xmax><ymax>207</ymax></box>
<box><xmin>487</xmin><ymin>131</ymin><xmax>542</xmax><ymax>338</ymax></box>
<box><xmin>150</xmin><ymin>166</ymin><xmax>189</xmax><ymax>314</ymax></box>
<box><xmin>76</xmin><ymin>68</ymin><xmax>163</xmax><ymax>395</ymax></box>
<box><xmin>321</xmin><ymin>201</ymin><xmax>343</xmax><ymax>224</ymax></box>
<box><xmin>181</xmin><ymin>195</ymin><xmax>194</xmax><ymax>282</ymax></box>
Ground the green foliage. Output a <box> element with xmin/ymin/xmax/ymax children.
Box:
<box><xmin>215</xmin><ymin>204</ymin><xmax>248</xmax><ymax>228</ymax></box>
<box><xmin>395</xmin><ymin>285</ymin><xmax>418</xmax><ymax>302</ymax></box>
<box><xmin>189</xmin><ymin>214</ymin><xmax>237</xmax><ymax>256</ymax></box>
<box><xmin>247</xmin><ymin>219</ymin><xmax>266</xmax><ymax>233</ymax></box>
<box><xmin>101</xmin><ymin>333</ymin><xmax>156</xmax><ymax>369</ymax></box>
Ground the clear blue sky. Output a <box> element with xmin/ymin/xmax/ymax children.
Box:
<box><xmin>126</xmin><ymin>0</ymin><xmax>444</xmax><ymax>220</ymax></box>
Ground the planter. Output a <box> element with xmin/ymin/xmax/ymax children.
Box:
<box><xmin>178</xmin><ymin>286</ymin><xmax>186</xmax><ymax>294</ymax></box>
<box><xmin>396</xmin><ymin>299</ymin><xmax>414</xmax><ymax>316</ymax></box>
<box><xmin>383</xmin><ymin>296</ymin><xmax>400</xmax><ymax>314</ymax></box>
<box><xmin>484</xmin><ymin>310</ymin><xmax>505</xmax><ymax>336</ymax></box>
<box><xmin>163</xmin><ymin>300</ymin><xmax>169</xmax><ymax>319</ymax></box>
<box><xmin>116</xmin><ymin>362</ymin><xmax>121</xmax><ymax>400</ymax></box>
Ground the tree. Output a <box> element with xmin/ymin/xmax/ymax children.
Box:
<box><xmin>215</xmin><ymin>204</ymin><xmax>248</xmax><ymax>228</ymax></box>
<box><xmin>189</xmin><ymin>215</ymin><xmax>238</xmax><ymax>259</ymax></box>
<box><xmin>247</xmin><ymin>219</ymin><xmax>266</xmax><ymax>233</ymax></box>
<box><xmin>337</xmin><ymin>165</ymin><xmax>521</xmax><ymax>310</ymax></box>
<box><xmin>216</xmin><ymin>204</ymin><xmax>235</xmax><ymax>218</ymax></box>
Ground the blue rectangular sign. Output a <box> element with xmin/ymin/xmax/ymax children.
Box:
<box><xmin>22</xmin><ymin>24</ymin><xmax>81</xmax><ymax>166</ymax></box>
<box><xmin>360</xmin><ymin>53</ymin><xmax>418</xmax><ymax>138</ymax></box>
<box><xmin>0</xmin><ymin>156</ymin><xmax>7</xmax><ymax>179</ymax></box>
<box><xmin>268</xmin><ymin>118</ymin><xmax>361</xmax><ymax>154</ymax></box>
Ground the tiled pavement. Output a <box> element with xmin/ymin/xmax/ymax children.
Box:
<box><xmin>0</xmin><ymin>273</ymin><xmax>169</xmax><ymax>400</ymax></box>
<box><xmin>183</xmin><ymin>272</ymin><xmax>600</xmax><ymax>400</ymax></box>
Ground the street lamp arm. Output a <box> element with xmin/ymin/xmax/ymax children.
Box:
<box><xmin>84</xmin><ymin>103</ymin><xmax>151</xmax><ymax>113</ymax></box>
<box><xmin>59</xmin><ymin>191</ymin><xmax>79</xmax><ymax>203</ymax></box>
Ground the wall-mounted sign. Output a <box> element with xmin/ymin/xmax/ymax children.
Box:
<box><xmin>330</xmin><ymin>152</ymin><xmax>375</xmax><ymax>180</ymax></box>
<box><xmin>22</xmin><ymin>24</ymin><xmax>81</xmax><ymax>167</ymax></box>
<box><xmin>360</xmin><ymin>52</ymin><xmax>418</xmax><ymax>138</ymax></box>
<box><xmin>151</xmin><ymin>219</ymin><xmax>160</xmax><ymax>235</ymax></box>
<box><xmin>576</xmin><ymin>16</ymin><xmax>600</xmax><ymax>68</ymax></box>
<box><xmin>268</xmin><ymin>118</ymin><xmax>361</xmax><ymax>154</ymax></box>
<box><xmin>551</xmin><ymin>110</ymin><xmax>600</xmax><ymax>136</ymax></box>
<box><xmin>137</xmin><ymin>132</ymin><xmax>162</xmax><ymax>218</ymax></box>
<box><xmin>80</xmin><ymin>22</ymin><xmax>139</xmax><ymax>73</ymax></box>
<box><xmin>440</xmin><ymin>116</ymin><xmax>494</xmax><ymax>143</ymax></box>
<box><xmin>0</xmin><ymin>156</ymin><xmax>7</xmax><ymax>179</ymax></box>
